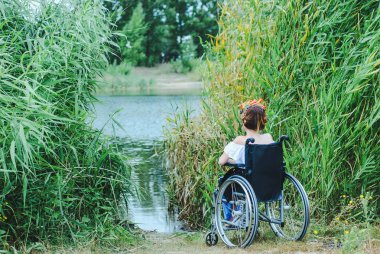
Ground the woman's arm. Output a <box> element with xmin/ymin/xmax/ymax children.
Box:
<box><xmin>218</xmin><ymin>152</ymin><xmax>230</xmax><ymax>165</ymax></box>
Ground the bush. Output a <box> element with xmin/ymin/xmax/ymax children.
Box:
<box><xmin>165</xmin><ymin>0</ymin><xmax>380</xmax><ymax>227</ymax></box>
<box><xmin>106</xmin><ymin>61</ymin><xmax>133</xmax><ymax>76</ymax></box>
<box><xmin>170</xmin><ymin>38</ymin><xmax>198</xmax><ymax>74</ymax></box>
<box><xmin>0</xmin><ymin>0</ymin><xmax>132</xmax><ymax>248</ymax></box>
<box><xmin>342</xmin><ymin>225</ymin><xmax>380</xmax><ymax>253</ymax></box>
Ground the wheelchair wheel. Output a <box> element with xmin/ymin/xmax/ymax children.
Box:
<box><xmin>205</xmin><ymin>231</ymin><xmax>218</xmax><ymax>246</ymax></box>
<box><xmin>215</xmin><ymin>175</ymin><xmax>259</xmax><ymax>247</ymax></box>
<box><xmin>265</xmin><ymin>173</ymin><xmax>309</xmax><ymax>240</ymax></box>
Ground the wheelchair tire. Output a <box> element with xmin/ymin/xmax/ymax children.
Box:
<box><xmin>205</xmin><ymin>231</ymin><xmax>218</xmax><ymax>246</ymax></box>
<box><xmin>214</xmin><ymin>175</ymin><xmax>259</xmax><ymax>248</ymax></box>
<box><xmin>265</xmin><ymin>173</ymin><xmax>310</xmax><ymax>240</ymax></box>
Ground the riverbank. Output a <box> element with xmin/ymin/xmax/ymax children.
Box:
<box><xmin>97</xmin><ymin>64</ymin><xmax>203</xmax><ymax>96</ymax></box>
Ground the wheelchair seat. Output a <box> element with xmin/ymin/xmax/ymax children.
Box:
<box><xmin>245</xmin><ymin>140</ymin><xmax>285</xmax><ymax>202</ymax></box>
<box><xmin>221</xmin><ymin>137</ymin><xmax>287</xmax><ymax>202</ymax></box>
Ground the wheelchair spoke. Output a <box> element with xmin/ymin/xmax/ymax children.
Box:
<box><xmin>214</xmin><ymin>176</ymin><xmax>258</xmax><ymax>247</ymax></box>
<box><xmin>265</xmin><ymin>173</ymin><xmax>309</xmax><ymax>240</ymax></box>
<box><xmin>231</xmin><ymin>184</ymin><xmax>242</xmax><ymax>245</ymax></box>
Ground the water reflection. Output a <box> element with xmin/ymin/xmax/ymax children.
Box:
<box><xmin>93</xmin><ymin>95</ymin><xmax>200</xmax><ymax>232</ymax></box>
<box><xmin>116</xmin><ymin>138</ymin><xmax>181</xmax><ymax>232</ymax></box>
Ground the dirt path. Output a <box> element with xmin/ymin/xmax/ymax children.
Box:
<box><xmin>48</xmin><ymin>227</ymin><xmax>380</xmax><ymax>253</ymax></box>
<box><xmin>125</xmin><ymin>231</ymin><xmax>338</xmax><ymax>254</ymax></box>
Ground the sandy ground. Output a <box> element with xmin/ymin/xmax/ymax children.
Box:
<box><xmin>123</xmin><ymin>232</ymin><xmax>338</xmax><ymax>254</ymax></box>
<box><xmin>42</xmin><ymin>231</ymin><xmax>337</xmax><ymax>254</ymax></box>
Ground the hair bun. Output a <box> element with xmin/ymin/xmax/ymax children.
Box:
<box><xmin>239</xmin><ymin>98</ymin><xmax>267</xmax><ymax>131</ymax></box>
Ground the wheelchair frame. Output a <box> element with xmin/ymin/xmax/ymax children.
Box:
<box><xmin>205</xmin><ymin>136</ymin><xmax>310</xmax><ymax>248</ymax></box>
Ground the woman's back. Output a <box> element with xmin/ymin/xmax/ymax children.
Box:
<box><xmin>233</xmin><ymin>134</ymin><xmax>273</xmax><ymax>145</ymax></box>
<box><xmin>223</xmin><ymin>134</ymin><xmax>274</xmax><ymax>164</ymax></box>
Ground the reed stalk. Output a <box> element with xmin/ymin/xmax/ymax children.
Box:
<box><xmin>0</xmin><ymin>0</ymin><xmax>132</xmax><ymax>247</ymax></box>
<box><xmin>165</xmin><ymin>0</ymin><xmax>379</xmax><ymax>228</ymax></box>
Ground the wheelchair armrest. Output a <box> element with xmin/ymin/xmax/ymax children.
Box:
<box><xmin>223</xmin><ymin>163</ymin><xmax>246</xmax><ymax>168</ymax></box>
<box><xmin>279</xmin><ymin>135</ymin><xmax>290</xmax><ymax>149</ymax></box>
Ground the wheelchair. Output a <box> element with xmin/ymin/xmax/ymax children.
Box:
<box><xmin>205</xmin><ymin>136</ymin><xmax>310</xmax><ymax>248</ymax></box>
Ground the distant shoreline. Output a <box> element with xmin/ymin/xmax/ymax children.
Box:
<box><xmin>96</xmin><ymin>64</ymin><xmax>203</xmax><ymax>96</ymax></box>
<box><xmin>96</xmin><ymin>81</ymin><xmax>202</xmax><ymax>96</ymax></box>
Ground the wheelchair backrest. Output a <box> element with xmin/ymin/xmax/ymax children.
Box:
<box><xmin>244</xmin><ymin>137</ymin><xmax>286</xmax><ymax>202</ymax></box>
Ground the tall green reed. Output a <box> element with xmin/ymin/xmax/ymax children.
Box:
<box><xmin>165</xmin><ymin>0</ymin><xmax>379</xmax><ymax>228</ymax></box>
<box><xmin>0</xmin><ymin>0</ymin><xmax>132</xmax><ymax>247</ymax></box>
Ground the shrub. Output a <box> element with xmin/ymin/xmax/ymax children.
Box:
<box><xmin>0</xmin><ymin>0</ymin><xmax>132</xmax><ymax>247</ymax></box>
<box><xmin>106</xmin><ymin>61</ymin><xmax>133</xmax><ymax>76</ymax></box>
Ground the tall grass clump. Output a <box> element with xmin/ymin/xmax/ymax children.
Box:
<box><xmin>165</xmin><ymin>0</ymin><xmax>379</xmax><ymax>228</ymax></box>
<box><xmin>0</xmin><ymin>0</ymin><xmax>132</xmax><ymax>248</ymax></box>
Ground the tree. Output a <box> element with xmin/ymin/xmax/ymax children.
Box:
<box><xmin>105</xmin><ymin>0</ymin><xmax>219</xmax><ymax>66</ymax></box>
<box><xmin>163</xmin><ymin>0</ymin><xmax>219</xmax><ymax>60</ymax></box>
<box><xmin>188</xmin><ymin>0</ymin><xmax>219</xmax><ymax>57</ymax></box>
<box><xmin>103</xmin><ymin>0</ymin><xmax>139</xmax><ymax>29</ymax></box>
<box><xmin>119</xmin><ymin>3</ymin><xmax>147</xmax><ymax>65</ymax></box>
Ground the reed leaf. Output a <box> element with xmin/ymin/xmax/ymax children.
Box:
<box><xmin>165</xmin><ymin>0</ymin><xmax>379</xmax><ymax>228</ymax></box>
<box><xmin>0</xmin><ymin>0</ymin><xmax>132</xmax><ymax>247</ymax></box>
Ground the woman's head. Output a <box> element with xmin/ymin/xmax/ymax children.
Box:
<box><xmin>239</xmin><ymin>99</ymin><xmax>267</xmax><ymax>131</ymax></box>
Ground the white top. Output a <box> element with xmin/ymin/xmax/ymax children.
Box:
<box><xmin>224</xmin><ymin>142</ymin><xmax>245</xmax><ymax>164</ymax></box>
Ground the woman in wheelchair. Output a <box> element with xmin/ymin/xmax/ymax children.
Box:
<box><xmin>205</xmin><ymin>99</ymin><xmax>310</xmax><ymax>248</ymax></box>
<box><xmin>218</xmin><ymin>99</ymin><xmax>272</xmax><ymax>222</ymax></box>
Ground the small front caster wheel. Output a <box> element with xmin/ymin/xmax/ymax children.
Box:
<box><xmin>205</xmin><ymin>231</ymin><xmax>218</xmax><ymax>246</ymax></box>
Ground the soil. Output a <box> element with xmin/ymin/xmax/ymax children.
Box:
<box><xmin>37</xmin><ymin>227</ymin><xmax>380</xmax><ymax>254</ymax></box>
<box><xmin>123</xmin><ymin>231</ymin><xmax>339</xmax><ymax>254</ymax></box>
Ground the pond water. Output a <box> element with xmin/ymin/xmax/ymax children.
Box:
<box><xmin>92</xmin><ymin>95</ymin><xmax>200</xmax><ymax>232</ymax></box>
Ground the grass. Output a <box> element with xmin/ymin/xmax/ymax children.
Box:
<box><xmin>0</xmin><ymin>0</ymin><xmax>134</xmax><ymax>250</ymax></box>
<box><xmin>164</xmin><ymin>0</ymin><xmax>379</xmax><ymax>231</ymax></box>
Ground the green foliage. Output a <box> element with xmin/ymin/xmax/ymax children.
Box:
<box><xmin>106</xmin><ymin>0</ymin><xmax>218</xmax><ymax>66</ymax></box>
<box><xmin>341</xmin><ymin>225</ymin><xmax>380</xmax><ymax>253</ymax></box>
<box><xmin>119</xmin><ymin>3</ymin><xmax>147</xmax><ymax>66</ymax></box>
<box><xmin>165</xmin><ymin>0</ymin><xmax>380</xmax><ymax>228</ymax></box>
<box><xmin>106</xmin><ymin>61</ymin><xmax>133</xmax><ymax>76</ymax></box>
<box><xmin>170</xmin><ymin>38</ymin><xmax>198</xmax><ymax>74</ymax></box>
<box><xmin>164</xmin><ymin>0</ymin><xmax>219</xmax><ymax>60</ymax></box>
<box><xmin>333</xmin><ymin>193</ymin><xmax>378</xmax><ymax>225</ymax></box>
<box><xmin>170</xmin><ymin>58</ymin><xmax>199</xmax><ymax>74</ymax></box>
<box><xmin>0</xmin><ymin>0</ymin><xmax>132</xmax><ymax>248</ymax></box>
<box><xmin>104</xmin><ymin>0</ymin><xmax>139</xmax><ymax>29</ymax></box>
